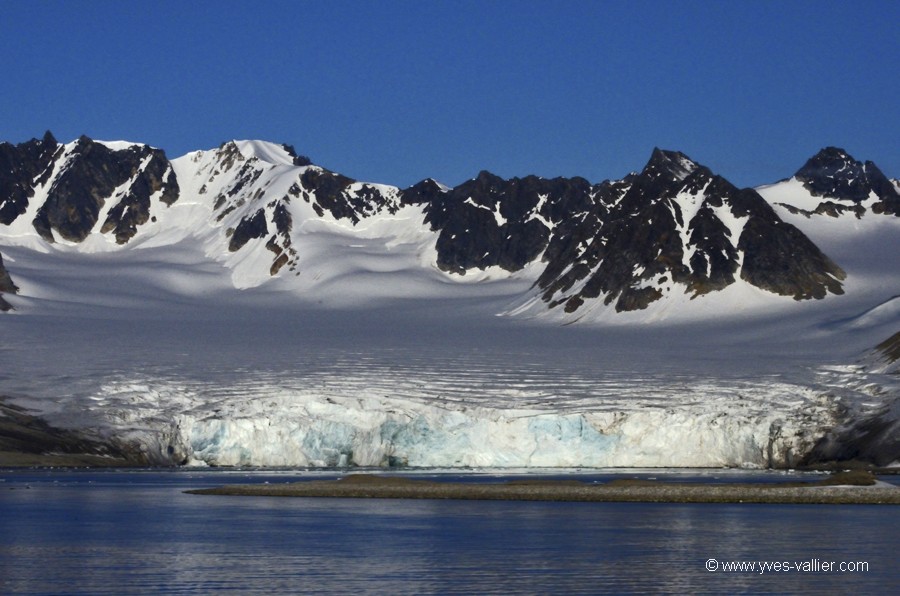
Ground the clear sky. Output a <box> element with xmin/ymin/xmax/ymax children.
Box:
<box><xmin>1</xmin><ymin>0</ymin><xmax>897</xmax><ymax>189</ymax></box>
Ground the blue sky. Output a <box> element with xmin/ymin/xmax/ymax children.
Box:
<box><xmin>1</xmin><ymin>0</ymin><xmax>897</xmax><ymax>188</ymax></box>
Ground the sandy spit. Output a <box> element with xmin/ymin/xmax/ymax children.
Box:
<box><xmin>186</xmin><ymin>474</ymin><xmax>900</xmax><ymax>505</ymax></box>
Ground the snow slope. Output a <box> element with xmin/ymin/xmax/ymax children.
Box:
<box><xmin>760</xmin><ymin>178</ymin><xmax>900</xmax><ymax>302</ymax></box>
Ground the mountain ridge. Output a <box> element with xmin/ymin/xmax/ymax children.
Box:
<box><xmin>0</xmin><ymin>133</ymin><xmax>896</xmax><ymax>319</ymax></box>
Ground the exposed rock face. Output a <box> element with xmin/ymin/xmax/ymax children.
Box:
<box><xmin>279</xmin><ymin>143</ymin><xmax>312</xmax><ymax>167</ymax></box>
<box><xmin>803</xmin><ymin>401</ymin><xmax>900</xmax><ymax>468</ymax></box>
<box><xmin>402</xmin><ymin>172</ymin><xmax>596</xmax><ymax>274</ymax></box>
<box><xmin>0</xmin><ymin>251</ymin><xmax>15</xmax><ymax>311</ymax></box>
<box><xmin>0</xmin><ymin>252</ymin><xmax>15</xmax><ymax>293</ymax></box>
<box><xmin>0</xmin><ymin>396</ymin><xmax>149</xmax><ymax>467</ymax></box>
<box><xmin>31</xmin><ymin>136</ymin><xmax>179</xmax><ymax>243</ymax></box>
<box><xmin>205</xmin><ymin>140</ymin><xmax>400</xmax><ymax>229</ymax></box>
<box><xmin>736</xmin><ymin>208</ymin><xmax>844</xmax><ymax>299</ymax></box>
<box><xmin>203</xmin><ymin>140</ymin><xmax>403</xmax><ymax>277</ymax></box>
<box><xmin>0</xmin><ymin>131</ymin><xmax>60</xmax><ymax>225</ymax></box>
<box><xmin>875</xmin><ymin>329</ymin><xmax>900</xmax><ymax>365</ymax></box>
<box><xmin>534</xmin><ymin>149</ymin><xmax>845</xmax><ymax>312</ymax></box>
<box><xmin>396</xmin><ymin>148</ymin><xmax>846</xmax><ymax>312</ymax></box>
<box><xmin>298</xmin><ymin>167</ymin><xmax>403</xmax><ymax>222</ymax></box>
<box><xmin>794</xmin><ymin>147</ymin><xmax>900</xmax><ymax>216</ymax></box>
<box><xmin>1</xmin><ymin>133</ymin><xmax>179</xmax><ymax>244</ymax></box>
<box><xmin>228</xmin><ymin>208</ymin><xmax>268</xmax><ymax>252</ymax></box>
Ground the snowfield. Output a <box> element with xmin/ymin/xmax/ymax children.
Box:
<box><xmin>1</xmin><ymin>141</ymin><xmax>899</xmax><ymax>468</ymax></box>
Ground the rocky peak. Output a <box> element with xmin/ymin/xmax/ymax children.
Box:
<box><xmin>644</xmin><ymin>148</ymin><xmax>700</xmax><ymax>184</ymax></box>
<box><xmin>213</xmin><ymin>141</ymin><xmax>247</xmax><ymax>171</ymax></box>
<box><xmin>30</xmin><ymin>135</ymin><xmax>179</xmax><ymax>243</ymax></box>
<box><xmin>472</xmin><ymin>169</ymin><xmax>506</xmax><ymax>189</ymax></box>
<box><xmin>795</xmin><ymin>146</ymin><xmax>900</xmax><ymax>207</ymax></box>
<box><xmin>412</xmin><ymin>170</ymin><xmax>596</xmax><ymax>275</ymax></box>
<box><xmin>399</xmin><ymin>178</ymin><xmax>448</xmax><ymax>206</ymax></box>
<box><xmin>613</xmin><ymin>149</ymin><xmax>703</xmax><ymax>217</ymax></box>
<box><xmin>0</xmin><ymin>132</ymin><xmax>62</xmax><ymax>225</ymax></box>
<box><xmin>536</xmin><ymin>149</ymin><xmax>846</xmax><ymax>313</ymax></box>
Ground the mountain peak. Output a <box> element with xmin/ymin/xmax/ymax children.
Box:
<box><xmin>644</xmin><ymin>148</ymin><xmax>699</xmax><ymax>182</ymax></box>
<box><xmin>795</xmin><ymin>147</ymin><xmax>899</xmax><ymax>206</ymax></box>
<box><xmin>796</xmin><ymin>146</ymin><xmax>858</xmax><ymax>181</ymax></box>
<box><xmin>808</xmin><ymin>146</ymin><xmax>853</xmax><ymax>162</ymax></box>
<box><xmin>230</xmin><ymin>140</ymin><xmax>304</xmax><ymax>167</ymax></box>
<box><xmin>474</xmin><ymin>170</ymin><xmax>503</xmax><ymax>183</ymax></box>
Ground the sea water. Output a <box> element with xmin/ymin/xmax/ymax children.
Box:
<box><xmin>0</xmin><ymin>469</ymin><xmax>897</xmax><ymax>594</ymax></box>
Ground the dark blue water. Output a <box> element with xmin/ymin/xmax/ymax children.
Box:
<box><xmin>1</xmin><ymin>469</ymin><xmax>897</xmax><ymax>594</ymax></box>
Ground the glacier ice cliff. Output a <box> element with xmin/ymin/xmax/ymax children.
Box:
<box><xmin>59</xmin><ymin>364</ymin><xmax>889</xmax><ymax>469</ymax></box>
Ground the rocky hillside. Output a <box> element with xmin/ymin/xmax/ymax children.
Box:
<box><xmin>535</xmin><ymin>149</ymin><xmax>847</xmax><ymax>312</ymax></box>
<box><xmin>0</xmin><ymin>132</ymin><xmax>179</xmax><ymax>245</ymax></box>
<box><xmin>0</xmin><ymin>251</ymin><xmax>15</xmax><ymax>311</ymax></box>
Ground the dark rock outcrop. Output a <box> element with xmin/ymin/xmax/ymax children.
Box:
<box><xmin>795</xmin><ymin>147</ymin><xmax>900</xmax><ymax>216</ymax></box>
<box><xmin>397</xmin><ymin>148</ymin><xmax>847</xmax><ymax>312</ymax></box>
<box><xmin>31</xmin><ymin>136</ymin><xmax>179</xmax><ymax>243</ymax></box>
<box><xmin>403</xmin><ymin>171</ymin><xmax>595</xmax><ymax>274</ymax></box>
<box><xmin>228</xmin><ymin>208</ymin><xmax>269</xmax><ymax>252</ymax></box>
<box><xmin>802</xmin><ymin>402</ymin><xmax>900</xmax><ymax>468</ymax></box>
<box><xmin>280</xmin><ymin>143</ymin><xmax>312</xmax><ymax>166</ymax></box>
<box><xmin>875</xmin><ymin>329</ymin><xmax>900</xmax><ymax>365</ymax></box>
<box><xmin>737</xmin><ymin>208</ymin><xmax>845</xmax><ymax>299</ymax></box>
<box><xmin>535</xmin><ymin>149</ymin><xmax>845</xmax><ymax>312</ymax></box>
<box><xmin>298</xmin><ymin>168</ymin><xmax>399</xmax><ymax>223</ymax></box>
<box><xmin>0</xmin><ymin>396</ymin><xmax>148</xmax><ymax>467</ymax></box>
<box><xmin>208</xmin><ymin>140</ymin><xmax>400</xmax><ymax>278</ymax></box>
<box><xmin>0</xmin><ymin>251</ymin><xmax>16</xmax><ymax>311</ymax></box>
<box><xmin>0</xmin><ymin>131</ymin><xmax>60</xmax><ymax>225</ymax></box>
<box><xmin>0</xmin><ymin>251</ymin><xmax>15</xmax><ymax>294</ymax></box>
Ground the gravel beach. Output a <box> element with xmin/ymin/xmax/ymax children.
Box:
<box><xmin>187</xmin><ymin>473</ymin><xmax>900</xmax><ymax>505</ymax></box>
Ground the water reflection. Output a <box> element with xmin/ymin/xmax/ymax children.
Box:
<box><xmin>0</xmin><ymin>471</ymin><xmax>897</xmax><ymax>594</ymax></box>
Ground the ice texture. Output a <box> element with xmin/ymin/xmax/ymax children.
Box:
<box><xmin>3</xmin><ymin>289</ymin><xmax>898</xmax><ymax>469</ymax></box>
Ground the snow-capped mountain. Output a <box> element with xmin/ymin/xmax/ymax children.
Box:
<box><xmin>757</xmin><ymin>147</ymin><xmax>900</xmax><ymax>224</ymax></box>
<box><xmin>533</xmin><ymin>148</ymin><xmax>846</xmax><ymax>314</ymax></box>
<box><xmin>2</xmin><ymin>133</ymin><xmax>893</xmax><ymax>320</ymax></box>
<box><xmin>2</xmin><ymin>133</ymin><xmax>899</xmax><ymax>470</ymax></box>
<box><xmin>0</xmin><ymin>132</ymin><xmax>178</xmax><ymax>245</ymax></box>
<box><xmin>785</xmin><ymin>146</ymin><xmax>899</xmax><ymax>215</ymax></box>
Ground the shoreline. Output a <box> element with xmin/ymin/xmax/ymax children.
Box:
<box><xmin>186</xmin><ymin>472</ymin><xmax>900</xmax><ymax>505</ymax></box>
<box><xmin>0</xmin><ymin>396</ymin><xmax>144</xmax><ymax>468</ymax></box>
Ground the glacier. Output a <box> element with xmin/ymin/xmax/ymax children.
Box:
<box><xmin>3</xmin><ymin>269</ymin><xmax>898</xmax><ymax>470</ymax></box>
<box><xmin>2</xmin><ymin>139</ymin><xmax>900</xmax><ymax>469</ymax></box>
<box><xmin>85</xmin><ymin>372</ymin><xmax>845</xmax><ymax>469</ymax></box>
